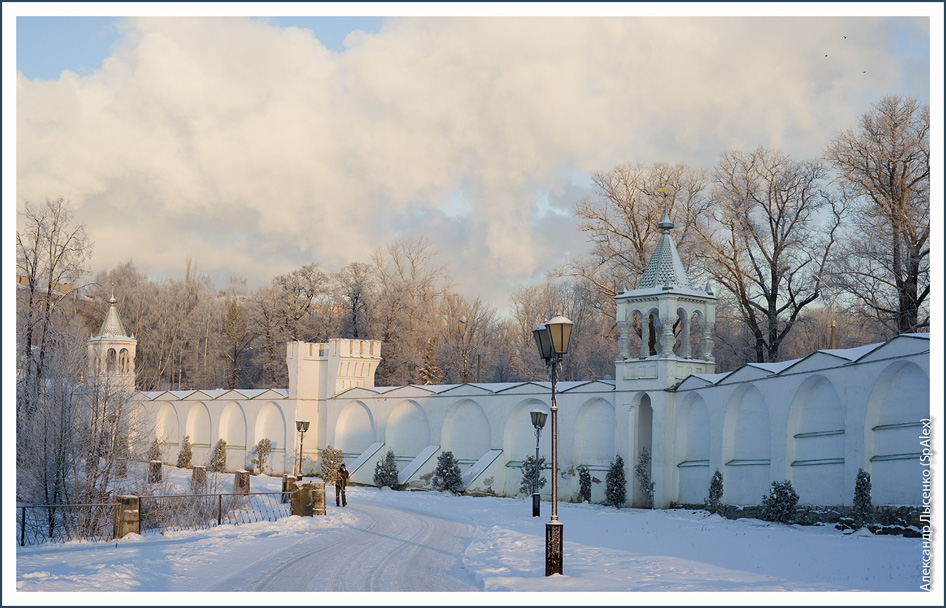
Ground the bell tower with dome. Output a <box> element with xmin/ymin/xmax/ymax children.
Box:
<box><xmin>87</xmin><ymin>286</ymin><xmax>137</xmax><ymax>392</ymax></box>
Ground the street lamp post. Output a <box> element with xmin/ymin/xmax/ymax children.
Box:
<box><xmin>532</xmin><ymin>316</ymin><xmax>573</xmax><ymax>576</ymax></box>
<box><xmin>295</xmin><ymin>419</ymin><xmax>309</xmax><ymax>477</ymax></box>
<box><xmin>530</xmin><ymin>409</ymin><xmax>548</xmax><ymax>517</ymax></box>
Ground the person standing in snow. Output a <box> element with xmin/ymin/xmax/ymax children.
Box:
<box><xmin>335</xmin><ymin>463</ymin><xmax>349</xmax><ymax>507</ymax></box>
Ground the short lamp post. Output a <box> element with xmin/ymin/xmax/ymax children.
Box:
<box><xmin>532</xmin><ymin>315</ymin><xmax>573</xmax><ymax>576</ymax></box>
<box><xmin>530</xmin><ymin>409</ymin><xmax>548</xmax><ymax>517</ymax></box>
<box><xmin>295</xmin><ymin>419</ymin><xmax>310</xmax><ymax>477</ymax></box>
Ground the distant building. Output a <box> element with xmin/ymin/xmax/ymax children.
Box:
<box><xmin>106</xmin><ymin>211</ymin><xmax>931</xmax><ymax>508</ymax></box>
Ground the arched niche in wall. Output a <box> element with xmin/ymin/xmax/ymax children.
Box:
<box><xmin>441</xmin><ymin>399</ymin><xmax>490</xmax><ymax>461</ymax></box>
<box><xmin>675</xmin><ymin>393</ymin><xmax>711</xmax><ymax>505</ymax></box>
<box><xmin>185</xmin><ymin>402</ymin><xmax>213</xmax><ymax>453</ymax></box>
<box><xmin>573</xmin><ymin>398</ymin><xmax>615</xmax><ymax>470</ymax></box>
<box><xmin>787</xmin><ymin>375</ymin><xmax>844</xmax><ymax>505</ymax></box>
<box><xmin>386</xmin><ymin>400</ymin><xmax>430</xmax><ymax>458</ymax></box>
<box><xmin>255</xmin><ymin>402</ymin><xmax>287</xmax><ymax>453</ymax></box>
<box><xmin>335</xmin><ymin>401</ymin><xmax>376</xmax><ymax>457</ymax></box>
<box><xmin>866</xmin><ymin>360</ymin><xmax>930</xmax><ymax>505</ymax></box>
<box><xmin>723</xmin><ymin>384</ymin><xmax>771</xmax><ymax>506</ymax></box>
<box><xmin>500</xmin><ymin>398</ymin><xmax>549</xmax><ymax>497</ymax></box>
<box><xmin>220</xmin><ymin>402</ymin><xmax>247</xmax><ymax>472</ymax></box>
<box><xmin>156</xmin><ymin>403</ymin><xmax>180</xmax><ymax>460</ymax></box>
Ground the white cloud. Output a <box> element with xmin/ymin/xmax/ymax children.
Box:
<box><xmin>13</xmin><ymin>14</ymin><xmax>933</xmax><ymax>309</ymax></box>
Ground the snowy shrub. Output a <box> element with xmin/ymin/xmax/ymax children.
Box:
<box><xmin>852</xmin><ymin>468</ymin><xmax>873</xmax><ymax>529</ymax></box>
<box><xmin>374</xmin><ymin>449</ymin><xmax>400</xmax><ymax>488</ymax></box>
<box><xmin>147</xmin><ymin>437</ymin><xmax>162</xmax><ymax>463</ymax></box>
<box><xmin>578</xmin><ymin>467</ymin><xmax>592</xmax><ymax>503</ymax></box>
<box><xmin>176</xmin><ymin>436</ymin><xmax>192</xmax><ymax>469</ymax></box>
<box><xmin>761</xmin><ymin>480</ymin><xmax>799</xmax><ymax>523</ymax></box>
<box><xmin>518</xmin><ymin>455</ymin><xmax>546</xmax><ymax>496</ymax></box>
<box><xmin>432</xmin><ymin>450</ymin><xmax>463</xmax><ymax>495</ymax></box>
<box><xmin>210</xmin><ymin>439</ymin><xmax>228</xmax><ymax>473</ymax></box>
<box><xmin>320</xmin><ymin>445</ymin><xmax>345</xmax><ymax>483</ymax></box>
<box><xmin>252</xmin><ymin>438</ymin><xmax>272</xmax><ymax>474</ymax></box>
<box><xmin>605</xmin><ymin>455</ymin><xmax>627</xmax><ymax>507</ymax></box>
<box><xmin>706</xmin><ymin>469</ymin><xmax>724</xmax><ymax>515</ymax></box>
<box><xmin>634</xmin><ymin>447</ymin><xmax>655</xmax><ymax>509</ymax></box>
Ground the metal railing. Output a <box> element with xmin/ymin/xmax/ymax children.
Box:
<box><xmin>139</xmin><ymin>492</ymin><xmax>291</xmax><ymax>534</ymax></box>
<box><xmin>16</xmin><ymin>503</ymin><xmax>117</xmax><ymax>547</ymax></box>
<box><xmin>16</xmin><ymin>491</ymin><xmax>292</xmax><ymax>547</ymax></box>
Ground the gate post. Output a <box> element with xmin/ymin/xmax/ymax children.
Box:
<box><xmin>311</xmin><ymin>482</ymin><xmax>326</xmax><ymax>515</ymax></box>
<box><xmin>291</xmin><ymin>482</ymin><xmax>313</xmax><ymax>516</ymax></box>
<box><xmin>114</xmin><ymin>495</ymin><xmax>140</xmax><ymax>538</ymax></box>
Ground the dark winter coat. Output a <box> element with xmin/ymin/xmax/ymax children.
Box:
<box><xmin>336</xmin><ymin>467</ymin><xmax>349</xmax><ymax>488</ymax></box>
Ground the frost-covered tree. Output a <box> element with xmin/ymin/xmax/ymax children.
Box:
<box><xmin>252</xmin><ymin>438</ymin><xmax>272</xmax><ymax>475</ymax></box>
<box><xmin>852</xmin><ymin>468</ymin><xmax>873</xmax><ymax>529</ymax></box>
<box><xmin>147</xmin><ymin>437</ymin><xmax>162</xmax><ymax>463</ymax></box>
<box><xmin>432</xmin><ymin>450</ymin><xmax>463</xmax><ymax>494</ymax></box>
<box><xmin>373</xmin><ymin>449</ymin><xmax>400</xmax><ymax>488</ymax></box>
<box><xmin>634</xmin><ymin>447</ymin><xmax>654</xmax><ymax>508</ymax></box>
<box><xmin>761</xmin><ymin>480</ymin><xmax>799</xmax><ymax>523</ymax></box>
<box><xmin>706</xmin><ymin>469</ymin><xmax>724</xmax><ymax>515</ymax></box>
<box><xmin>320</xmin><ymin>445</ymin><xmax>345</xmax><ymax>483</ymax></box>
<box><xmin>518</xmin><ymin>455</ymin><xmax>546</xmax><ymax>496</ymax></box>
<box><xmin>177</xmin><ymin>435</ymin><xmax>193</xmax><ymax>469</ymax></box>
<box><xmin>605</xmin><ymin>455</ymin><xmax>627</xmax><ymax>507</ymax></box>
<box><xmin>578</xmin><ymin>466</ymin><xmax>592</xmax><ymax>503</ymax></box>
<box><xmin>209</xmin><ymin>438</ymin><xmax>227</xmax><ymax>473</ymax></box>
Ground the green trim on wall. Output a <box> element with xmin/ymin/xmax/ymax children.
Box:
<box><xmin>791</xmin><ymin>458</ymin><xmax>844</xmax><ymax>467</ymax></box>
<box><xmin>870</xmin><ymin>452</ymin><xmax>922</xmax><ymax>462</ymax></box>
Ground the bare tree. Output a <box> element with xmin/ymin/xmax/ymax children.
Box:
<box><xmin>696</xmin><ymin>147</ymin><xmax>844</xmax><ymax>363</ymax></box>
<box><xmin>333</xmin><ymin>262</ymin><xmax>377</xmax><ymax>339</ymax></box>
<box><xmin>825</xmin><ymin>94</ymin><xmax>930</xmax><ymax>335</ymax></box>
<box><xmin>569</xmin><ymin>162</ymin><xmax>711</xmax><ymax>299</ymax></box>
<box><xmin>371</xmin><ymin>237</ymin><xmax>452</xmax><ymax>385</ymax></box>
<box><xmin>16</xmin><ymin>197</ymin><xmax>92</xmax><ymax>423</ymax></box>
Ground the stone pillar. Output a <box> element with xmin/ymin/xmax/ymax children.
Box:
<box><xmin>640</xmin><ymin>316</ymin><xmax>650</xmax><ymax>358</ymax></box>
<box><xmin>291</xmin><ymin>482</ymin><xmax>314</xmax><ymax>516</ymax></box>
<box><xmin>281</xmin><ymin>475</ymin><xmax>297</xmax><ymax>503</ymax></box>
<box><xmin>191</xmin><ymin>465</ymin><xmax>207</xmax><ymax>491</ymax></box>
<box><xmin>234</xmin><ymin>469</ymin><xmax>250</xmax><ymax>494</ymax></box>
<box><xmin>114</xmin><ymin>495</ymin><xmax>140</xmax><ymax>538</ymax></box>
<box><xmin>700</xmin><ymin>324</ymin><xmax>715</xmax><ymax>362</ymax></box>
<box><xmin>311</xmin><ymin>482</ymin><xmax>326</xmax><ymax>515</ymax></box>
<box><xmin>148</xmin><ymin>460</ymin><xmax>162</xmax><ymax>483</ymax></box>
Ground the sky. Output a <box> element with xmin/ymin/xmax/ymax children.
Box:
<box><xmin>4</xmin><ymin>3</ymin><xmax>942</xmax><ymax>314</ymax></box>
<box><xmin>8</xmin><ymin>465</ymin><xmax>941</xmax><ymax>604</ymax></box>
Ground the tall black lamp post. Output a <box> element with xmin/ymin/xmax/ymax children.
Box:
<box><xmin>530</xmin><ymin>409</ymin><xmax>547</xmax><ymax>517</ymax></box>
<box><xmin>295</xmin><ymin>419</ymin><xmax>309</xmax><ymax>477</ymax></box>
<box><xmin>532</xmin><ymin>315</ymin><xmax>573</xmax><ymax>576</ymax></box>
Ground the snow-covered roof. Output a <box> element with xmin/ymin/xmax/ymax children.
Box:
<box><xmin>96</xmin><ymin>296</ymin><xmax>130</xmax><ymax>338</ymax></box>
<box><xmin>675</xmin><ymin>333</ymin><xmax>930</xmax><ymax>390</ymax></box>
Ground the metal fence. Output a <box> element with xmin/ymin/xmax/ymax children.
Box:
<box><xmin>16</xmin><ymin>491</ymin><xmax>292</xmax><ymax>547</ymax></box>
<box><xmin>16</xmin><ymin>503</ymin><xmax>117</xmax><ymax>547</ymax></box>
<box><xmin>139</xmin><ymin>492</ymin><xmax>291</xmax><ymax>534</ymax></box>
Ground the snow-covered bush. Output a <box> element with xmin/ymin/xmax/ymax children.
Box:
<box><xmin>432</xmin><ymin>450</ymin><xmax>463</xmax><ymax>494</ymax></box>
<box><xmin>209</xmin><ymin>439</ymin><xmax>227</xmax><ymax>473</ymax></box>
<box><xmin>147</xmin><ymin>437</ymin><xmax>162</xmax><ymax>463</ymax></box>
<box><xmin>761</xmin><ymin>480</ymin><xmax>799</xmax><ymax>523</ymax></box>
<box><xmin>320</xmin><ymin>445</ymin><xmax>344</xmax><ymax>483</ymax></box>
<box><xmin>518</xmin><ymin>455</ymin><xmax>546</xmax><ymax>496</ymax></box>
<box><xmin>374</xmin><ymin>449</ymin><xmax>400</xmax><ymax>488</ymax></box>
<box><xmin>605</xmin><ymin>455</ymin><xmax>626</xmax><ymax>507</ymax></box>
<box><xmin>706</xmin><ymin>469</ymin><xmax>724</xmax><ymax>515</ymax></box>
<box><xmin>252</xmin><ymin>438</ymin><xmax>272</xmax><ymax>475</ymax></box>
<box><xmin>852</xmin><ymin>468</ymin><xmax>873</xmax><ymax>529</ymax></box>
<box><xmin>176</xmin><ymin>436</ymin><xmax>192</xmax><ymax>469</ymax></box>
<box><xmin>578</xmin><ymin>466</ymin><xmax>592</xmax><ymax>503</ymax></box>
<box><xmin>634</xmin><ymin>447</ymin><xmax>654</xmax><ymax>508</ymax></box>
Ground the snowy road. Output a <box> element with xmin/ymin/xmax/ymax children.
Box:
<box><xmin>203</xmin><ymin>500</ymin><xmax>482</xmax><ymax>592</ymax></box>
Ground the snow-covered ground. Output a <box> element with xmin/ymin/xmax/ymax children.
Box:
<box><xmin>8</xmin><ymin>467</ymin><xmax>941</xmax><ymax>605</ymax></box>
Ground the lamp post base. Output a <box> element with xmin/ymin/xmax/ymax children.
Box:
<box><xmin>532</xmin><ymin>493</ymin><xmax>541</xmax><ymax>517</ymax></box>
<box><xmin>545</xmin><ymin>520</ymin><xmax>563</xmax><ymax>576</ymax></box>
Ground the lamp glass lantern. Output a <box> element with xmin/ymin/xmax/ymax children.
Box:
<box><xmin>530</xmin><ymin>409</ymin><xmax>548</xmax><ymax>517</ymax></box>
<box><xmin>295</xmin><ymin>419</ymin><xmax>310</xmax><ymax>477</ymax></box>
